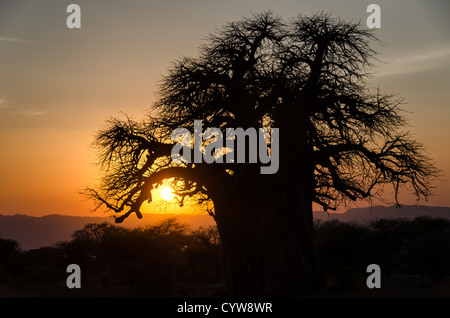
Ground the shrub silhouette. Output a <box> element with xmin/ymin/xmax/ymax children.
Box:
<box><xmin>0</xmin><ymin>237</ymin><xmax>22</xmax><ymax>284</ymax></box>
<box><xmin>397</xmin><ymin>217</ymin><xmax>450</xmax><ymax>283</ymax></box>
<box><xmin>97</xmin><ymin>219</ymin><xmax>188</xmax><ymax>295</ymax></box>
<box><xmin>186</xmin><ymin>226</ymin><xmax>223</xmax><ymax>283</ymax></box>
<box><xmin>53</xmin><ymin>218</ymin><xmax>223</xmax><ymax>296</ymax></box>
<box><xmin>315</xmin><ymin>220</ymin><xmax>378</xmax><ymax>291</ymax></box>
<box><xmin>401</xmin><ymin>232</ymin><xmax>450</xmax><ymax>282</ymax></box>
<box><xmin>314</xmin><ymin>217</ymin><xmax>450</xmax><ymax>293</ymax></box>
<box><xmin>370</xmin><ymin>218</ymin><xmax>412</xmax><ymax>277</ymax></box>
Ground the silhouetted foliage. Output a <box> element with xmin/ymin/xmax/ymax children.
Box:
<box><xmin>315</xmin><ymin>220</ymin><xmax>378</xmax><ymax>291</ymax></box>
<box><xmin>17</xmin><ymin>246</ymin><xmax>66</xmax><ymax>288</ymax></box>
<box><xmin>401</xmin><ymin>232</ymin><xmax>450</xmax><ymax>282</ymax></box>
<box><xmin>0</xmin><ymin>219</ymin><xmax>226</xmax><ymax>296</ymax></box>
<box><xmin>396</xmin><ymin>217</ymin><xmax>450</xmax><ymax>283</ymax></box>
<box><xmin>0</xmin><ymin>237</ymin><xmax>22</xmax><ymax>284</ymax></box>
<box><xmin>0</xmin><ymin>238</ymin><xmax>21</xmax><ymax>267</ymax></box>
<box><xmin>314</xmin><ymin>217</ymin><xmax>450</xmax><ymax>294</ymax></box>
<box><xmin>187</xmin><ymin>226</ymin><xmax>223</xmax><ymax>282</ymax></box>
<box><xmin>2</xmin><ymin>216</ymin><xmax>450</xmax><ymax>296</ymax></box>
<box><xmin>370</xmin><ymin>218</ymin><xmax>412</xmax><ymax>277</ymax></box>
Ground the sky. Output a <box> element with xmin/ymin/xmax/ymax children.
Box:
<box><xmin>0</xmin><ymin>0</ymin><xmax>449</xmax><ymax>217</ymax></box>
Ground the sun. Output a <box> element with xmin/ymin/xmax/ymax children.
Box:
<box><xmin>160</xmin><ymin>187</ymin><xmax>175</xmax><ymax>201</ymax></box>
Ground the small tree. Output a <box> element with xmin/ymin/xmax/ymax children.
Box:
<box><xmin>190</xmin><ymin>226</ymin><xmax>223</xmax><ymax>281</ymax></box>
<box><xmin>84</xmin><ymin>12</ymin><xmax>439</xmax><ymax>296</ymax></box>
<box><xmin>0</xmin><ymin>237</ymin><xmax>22</xmax><ymax>281</ymax></box>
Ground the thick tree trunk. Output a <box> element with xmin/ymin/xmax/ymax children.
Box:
<box><xmin>211</xmin><ymin>108</ymin><xmax>324</xmax><ymax>296</ymax></box>
<box><xmin>213</xmin><ymin>173</ymin><xmax>324</xmax><ymax>297</ymax></box>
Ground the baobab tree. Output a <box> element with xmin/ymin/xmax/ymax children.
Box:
<box><xmin>84</xmin><ymin>12</ymin><xmax>439</xmax><ymax>296</ymax></box>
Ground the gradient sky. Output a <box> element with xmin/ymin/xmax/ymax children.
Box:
<box><xmin>0</xmin><ymin>0</ymin><xmax>449</xmax><ymax>217</ymax></box>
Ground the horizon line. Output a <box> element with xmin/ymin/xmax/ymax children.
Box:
<box><xmin>2</xmin><ymin>204</ymin><xmax>450</xmax><ymax>218</ymax></box>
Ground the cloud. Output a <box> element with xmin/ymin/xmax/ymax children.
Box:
<box><xmin>0</xmin><ymin>36</ymin><xmax>31</xmax><ymax>44</ymax></box>
<box><xmin>0</xmin><ymin>97</ymin><xmax>11</xmax><ymax>109</ymax></box>
<box><xmin>374</xmin><ymin>47</ymin><xmax>450</xmax><ymax>77</ymax></box>
<box><xmin>0</xmin><ymin>97</ymin><xmax>45</xmax><ymax>117</ymax></box>
<box><xmin>19</xmin><ymin>109</ymin><xmax>46</xmax><ymax>117</ymax></box>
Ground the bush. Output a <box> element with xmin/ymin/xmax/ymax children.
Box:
<box><xmin>400</xmin><ymin>231</ymin><xmax>450</xmax><ymax>282</ymax></box>
<box><xmin>315</xmin><ymin>220</ymin><xmax>378</xmax><ymax>291</ymax></box>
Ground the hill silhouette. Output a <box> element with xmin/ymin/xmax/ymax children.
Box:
<box><xmin>313</xmin><ymin>205</ymin><xmax>450</xmax><ymax>223</ymax></box>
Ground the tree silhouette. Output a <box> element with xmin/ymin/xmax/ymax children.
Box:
<box><xmin>84</xmin><ymin>12</ymin><xmax>439</xmax><ymax>296</ymax></box>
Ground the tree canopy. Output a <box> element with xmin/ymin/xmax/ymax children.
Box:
<box><xmin>84</xmin><ymin>12</ymin><xmax>438</xmax><ymax>221</ymax></box>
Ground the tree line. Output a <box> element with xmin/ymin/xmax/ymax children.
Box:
<box><xmin>0</xmin><ymin>218</ymin><xmax>223</xmax><ymax>297</ymax></box>
<box><xmin>315</xmin><ymin>216</ymin><xmax>450</xmax><ymax>294</ymax></box>
<box><xmin>1</xmin><ymin>216</ymin><xmax>450</xmax><ymax>297</ymax></box>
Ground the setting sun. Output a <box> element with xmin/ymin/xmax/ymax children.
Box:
<box><xmin>160</xmin><ymin>187</ymin><xmax>175</xmax><ymax>201</ymax></box>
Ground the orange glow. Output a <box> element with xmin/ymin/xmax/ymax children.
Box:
<box><xmin>0</xmin><ymin>2</ymin><xmax>448</xmax><ymax>218</ymax></box>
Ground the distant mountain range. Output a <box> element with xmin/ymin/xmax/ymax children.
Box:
<box><xmin>313</xmin><ymin>205</ymin><xmax>450</xmax><ymax>223</ymax></box>
<box><xmin>0</xmin><ymin>213</ymin><xmax>216</xmax><ymax>250</ymax></box>
<box><xmin>1</xmin><ymin>205</ymin><xmax>450</xmax><ymax>250</ymax></box>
